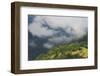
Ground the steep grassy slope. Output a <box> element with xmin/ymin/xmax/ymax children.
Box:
<box><xmin>35</xmin><ymin>42</ymin><xmax>88</xmax><ymax>60</ymax></box>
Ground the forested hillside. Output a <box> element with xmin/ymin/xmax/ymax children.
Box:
<box><xmin>36</xmin><ymin>34</ymin><xmax>88</xmax><ymax>60</ymax></box>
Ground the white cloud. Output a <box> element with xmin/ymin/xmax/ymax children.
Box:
<box><xmin>29</xmin><ymin>16</ymin><xmax>57</xmax><ymax>37</ymax></box>
<box><xmin>28</xmin><ymin>15</ymin><xmax>88</xmax><ymax>45</ymax></box>
<box><xmin>42</xmin><ymin>16</ymin><xmax>87</xmax><ymax>29</ymax></box>
<box><xmin>29</xmin><ymin>22</ymin><xmax>55</xmax><ymax>37</ymax></box>
<box><xmin>44</xmin><ymin>43</ymin><xmax>54</xmax><ymax>49</ymax></box>
<box><xmin>48</xmin><ymin>36</ymin><xmax>72</xmax><ymax>44</ymax></box>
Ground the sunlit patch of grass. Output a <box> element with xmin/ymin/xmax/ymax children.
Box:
<box><xmin>35</xmin><ymin>42</ymin><xmax>88</xmax><ymax>60</ymax></box>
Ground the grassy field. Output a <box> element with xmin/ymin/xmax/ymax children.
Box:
<box><xmin>35</xmin><ymin>41</ymin><xmax>88</xmax><ymax>60</ymax></box>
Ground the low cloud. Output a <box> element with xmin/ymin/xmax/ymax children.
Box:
<box><xmin>29</xmin><ymin>40</ymin><xmax>37</xmax><ymax>47</ymax></box>
<box><xmin>44</xmin><ymin>43</ymin><xmax>54</xmax><ymax>49</ymax></box>
<box><xmin>28</xmin><ymin>15</ymin><xmax>88</xmax><ymax>48</ymax></box>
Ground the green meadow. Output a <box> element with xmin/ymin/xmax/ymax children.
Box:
<box><xmin>36</xmin><ymin>41</ymin><xmax>88</xmax><ymax>60</ymax></box>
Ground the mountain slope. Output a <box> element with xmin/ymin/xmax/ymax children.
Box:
<box><xmin>36</xmin><ymin>41</ymin><xmax>88</xmax><ymax>60</ymax></box>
